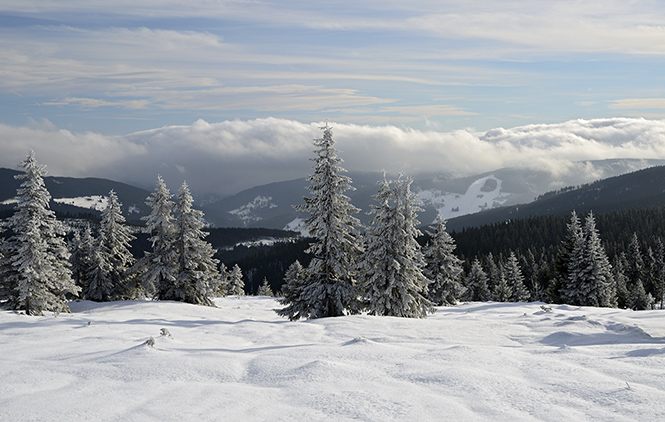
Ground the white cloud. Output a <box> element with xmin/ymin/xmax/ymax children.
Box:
<box><xmin>3</xmin><ymin>117</ymin><xmax>665</xmax><ymax>197</ymax></box>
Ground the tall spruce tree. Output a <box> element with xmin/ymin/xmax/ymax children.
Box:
<box><xmin>423</xmin><ymin>216</ymin><xmax>465</xmax><ymax>306</ymax></box>
<box><xmin>276</xmin><ymin>124</ymin><xmax>362</xmax><ymax>320</ymax></box>
<box><xmin>137</xmin><ymin>176</ymin><xmax>178</xmax><ymax>299</ymax></box>
<box><xmin>562</xmin><ymin>212</ymin><xmax>616</xmax><ymax>307</ymax></box>
<box><xmin>0</xmin><ymin>151</ymin><xmax>79</xmax><ymax>315</ymax></box>
<box><xmin>171</xmin><ymin>182</ymin><xmax>221</xmax><ymax>306</ymax></box>
<box><xmin>84</xmin><ymin>190</ymin><xmax>136</xmax><ymax>301</ymax></box>
<box><xmin>359</xmin><ymin>175</ymin><xmax>433</xmax><ymax>318</ymax></box>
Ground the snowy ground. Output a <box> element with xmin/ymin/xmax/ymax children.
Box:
<box><xmin>2</xmin><ymin>298</ymin><xmax>665</xmax><ymax>422</ymax></box>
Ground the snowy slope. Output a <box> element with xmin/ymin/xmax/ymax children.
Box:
<box><xmin>2</xmin><ymin>297</ymin><xmax>664</xmax><ymax>421</ymax></box>
<box><xmin>416</xmin><ymin>175</ymin><xmax>516</xmax><ymax>223</ymax></box>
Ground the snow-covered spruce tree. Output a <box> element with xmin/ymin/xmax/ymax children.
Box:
<box><xmin>135</xmin><ymin>176</ymin><xmax>178</xmax><ymax>299</ymax></box>
<box><xmin>628</xmin><ymin>278</ymin><xmax>654</xmax><ymax>310</ymax></box>
<box><xmin>492</xmin><ymin>268</ymin><xmax>512</xmax><ymax>302</ymax></box>
<box><xmin>169</xmin><ymin>182</ymin><xmax>221</xmax><ymax>306</ymax></box>
<box><xmin>359</xmin><ymin>174</ymin><xmax>433</xmax><ymax>318</ymax></box>
<box><xmin>504</xmin><ymin>251</ymin><xmax>530</xmax><ymax>302</ymax></box>
<box><xmin>562</xmin><ymin>212</ymin><xmax>616</xmax><ymax>307</ymax></box>
<box><xmin>0</xmin><ymin>151</ymin><xmax>79</xmax><ymax>315</ymax></box>
<box><xmin>276</xmin><ymin>124</ymin><xmax>363</xmax><ymax>320</ymax></box>
<box><xmin>423</xmin><ymin>215</ymin><xmax>465</xmax><ymax>306</ymax></box>
<box><xmin>226</xmin><ymin>263</ymin><xmax>245</xmax><ymax>296</ymax></box>
<box><xmin>83</xmin><ymin>190</ymin><xmax>136</xmax><ymax>301</ymax></box>
<box><xmin>462</xmin><ymin>258</ymin><xmax>491</xmax><ymax>302</ymax></box>
<box><xmin>257</xmin><ymin>278</ymin><xmax>274</xmax><ymax>296</ymax></box>
<box><xmin>277</xmin><ymin>260</ymin><xmax>307</xmax><ymax>319</ymax></box>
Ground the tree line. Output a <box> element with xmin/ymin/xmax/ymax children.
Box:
<box><xmin>0</xmin><ymin>151</ymin><xmax>247</xmax><ymax>315</ymax></box>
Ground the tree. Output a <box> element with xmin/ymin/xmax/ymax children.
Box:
<box><xmin>83</xmin><ymin>190</ymin><xmax>136</xmax><ymax>301</ymax></box>
<box><xmin>462</xmin><ymin>258</ymin><xmax>491</xmax><ymax>301</ymax></box>
<box><xmin>257</xmin><ymin>278</ymin><xmax>274</xmax><ymax>296</ymax></box>
<box><xmin>0</xmin><ymin>151</ymin><xmax>79</xmax><ymax>315</ymax></box>
<box><xmin>277</xmin><ymin>260</ymin><xmax>307</xmax><ymax>320</ymax></box>
<box><xmin>492</xmin><ymin>268</ymin><xmax>511</xmax><ymax>302</ymax></box>
<box><xmin>423</xmin><ymin>216</ymin><xmax>465</xmax><ymax>306</ymax></box>
<box><xmin>504</xmin><ymin>251</ymin><xmax>530</xmax><ymax>302</ymax></box>
<box><xmin>359</xmin><ymin>175</ymin><xmax>433</xmax><ymax>318</ymax></box>
<box><xmin>137</xmin><ymin>176</ymin><xmax>178</xmax><ymax>299</ymax></box>
<box><xmin>628</xmin><ymin>278</ymin><xmax>654</xmax><ymax>310</ymax></box>
<box><xmin>227</xmin><ymin>264</ymin><xmax>245</xmax><ymax>296</ymax></box>
<box><xmin>276</xmin><ymin>124</ymin><xmax>363</xmax><ymax>319</ymax></box>
<box><xmin>562</xmin><ymin>212</ymin><xmax>616</xmax><ymax>307</ymax></box>
<box><xmin>170</xmin><ymin>182</ymin><xmax>221</xmax><ymax>306</ymax></box>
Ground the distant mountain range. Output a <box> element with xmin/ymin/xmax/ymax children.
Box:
<box><xmin>0</xmin><ymin>168</ymin><xmax>152</xmax><ymax>224</ymax></box>
<box><xmin>445</xmin><ymin>164</ymin><xmax>665</xmax><ymax>231</ymax></box>
<box><xmin>2</xmin><ymin>158</ymin><xmax>665</xmax><ymax>230</ymax></box>
<box><xmin>201</xmin><ymin>158</ymin><xmax>665</xmax><ymax>230</ymax></box>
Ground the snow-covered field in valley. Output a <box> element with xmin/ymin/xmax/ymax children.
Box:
<box><xmin>2</xmin><ymin>297</ymin><xmax>665</xmax><ymax>421</ymax></box>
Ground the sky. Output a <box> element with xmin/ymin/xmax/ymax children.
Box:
<box><xmin>2</xmin><ymin>1</ymin><xmax>665</xmax><ymax>197</ymax></box>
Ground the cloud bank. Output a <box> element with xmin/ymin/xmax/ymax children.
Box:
<box><xmin>2</xmin><ymin>117</ymin><xmax>665</xmax><ymax>197</ymax></box>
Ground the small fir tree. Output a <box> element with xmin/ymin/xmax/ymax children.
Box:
<box><xmin>462</xmin><ymin>258</ymin><xmax>491</xmax><ymax>302</ymax></box>
<box><xmin>276</xmin><ymin>260</ymin><xmax>307</xmax><ymax>320</ymax></box>
<box><xmin>0</xmin><ymin>151</ymin><xmax>79</xmax><ymax>315</ymax></box>
<box><xmin>628</xmin><ymin>279</ymin><xmax>654</xmax><ymax>310</ymax></box>
<box><xmin>227</xmin><ymin>264</ymin><xmax>245</xmax><ymax>296</ymax></box>
<box><xmin>504</xmin><ymin>251</ymin><xmax>530</xmax><ymax>302</ymax></box>
<box><xmin>492</xmin><ymin>269</ymin><xmax>512</xmax><ymax>302</ymax></box>
<box><xmin>257</xmin><ymin>278</ymin><xmax>274</xmax><ymax>296</ymax></box>
<box><xmin>423</xmin><ymin>216</ymin><xmax>465</xmax><ymax>306</ymax></box>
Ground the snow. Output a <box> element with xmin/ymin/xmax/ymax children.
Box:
<box><xmin>284</xmin><ymin>217</ymin><xmax>308</xmax><ymax>235</ymax></box>
<box><xmin>416</xmin><ymin>175</ymin><xmax>516</xmax><ymax>223</ymax></box>
<box><xmin>229</xmin><ymin>196</ymin><xmax>277</xmax><ymax>225</ymax></box>
<box><xmin>0</xmin><ymin>197</ymin><xmax>19</xmax><ymax>205</ymax></box>
<box><xmin>2</xmin><ymin>297</ymin><xmax>664</xmax><ymax>421</ymax></box>
<box><xmin>53</xmin><ymin>195</ymin><xmax>108</xmax><ymax>211</ymax></box>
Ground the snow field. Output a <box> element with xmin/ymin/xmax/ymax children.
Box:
<box><xmin>1</xmin><ymin>298</ymin><xmax>665</xmax><ymax>421</ymax></box>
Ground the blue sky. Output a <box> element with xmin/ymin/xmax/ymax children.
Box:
<box><xmin>2</xmin><ymin>1</ymin><xmax>665</xmax><ymax>196</ymax></box>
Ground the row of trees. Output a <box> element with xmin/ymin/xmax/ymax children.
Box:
<box><xmin>0</xmin><ymin>151</ymin><xmax>247</xmax><ymax>315</ymax></box>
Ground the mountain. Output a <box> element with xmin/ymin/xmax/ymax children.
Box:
<box><xmin>446</xmin><ymin>164</ymin><xmax>665</xmax><ymax>231</ymax></box>
<box><xmin>200</xmin><ymin>159</ymin><xmax>665</xmax><ymax>230</ymax></box>
<box><xmin>0</xmin><ymin>168</ymin><xmax>152</xmax><ymax>224</ymax></box>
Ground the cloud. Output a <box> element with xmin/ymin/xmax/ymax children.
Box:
<box><xmin>3</xmin><ymin>117</ymin><xmax>665</xmax><ymax>198</ymax></box>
